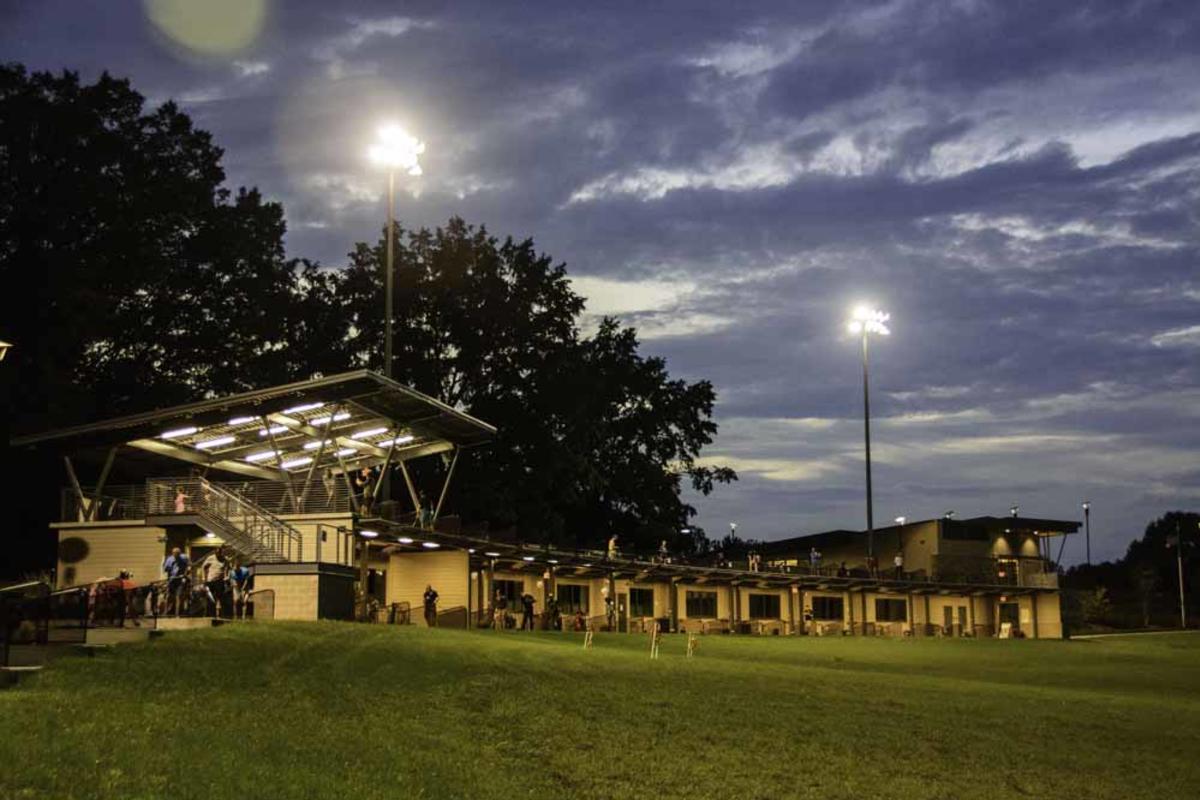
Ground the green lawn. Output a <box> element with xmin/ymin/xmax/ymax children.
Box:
<box><xmin>2</xmin><ymin>624</ymin><xmax>1198</xmax><ymax>800</ymax></box>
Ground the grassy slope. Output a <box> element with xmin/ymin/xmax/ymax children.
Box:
<box><xmin>2</xmin><ymin>624</ymin><xmax>1198</xmax><ymax>800</ymax></box>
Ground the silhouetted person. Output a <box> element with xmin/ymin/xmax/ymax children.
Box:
<box><xmin>162</xmin><ymin>547</ymin><xmax>190</xmax><ymax>616</ymax></box>
<box><xmin>520</xmin><ymin>592</ymin><xmax>536</xmax><ymax>630</ymax></box>
<box><xmin>423</xmin><ymin>584</ymin><xmax>439</xmax><ymax>627</ymax></box>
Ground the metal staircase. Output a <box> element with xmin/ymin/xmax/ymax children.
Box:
<box><xmin>146</xmin><ymin>477</ymin><xmax>303</xmax><ymax>564</ymax></box>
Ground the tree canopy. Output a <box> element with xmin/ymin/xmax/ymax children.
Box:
<box><xmin>0</xmin><ymin>65</ymin><xmax>734</xmax><ymax>573</ymax></box>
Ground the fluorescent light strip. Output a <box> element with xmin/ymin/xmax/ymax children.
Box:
<box><xmin>359</xmin><ymin>529</ymin><xmax>380</xmax><ymax>538</ymax></box>
<box><xmin>422</xmin><ymin>542</ymin><xmax>440</xmax><ymax>549</ymax></box>
<box><xmin>283</xmin><ymin>401</ymin><xmax>325</xmax><ymax>415</ymax></box>
<box><xmin>280</xmin><ymin>456</ymin><xmax>313</xmax><ymax>470</ymax></box>
<box><xmin>351</xmin><ymin>427</ymin><xmax>389</xmax><ymax>440</ymax></box>
<box><xmin>196</xmin><ymin>435</ymin><xmax>237</xmax><ymax>449</ymax></box>
<box><xmin>398</xmin><ymin>537</ymin><xmax>414</xmax><ymax>544</ymax></box>
<box><xmin>258</xmin><ymin>425</ymin><xmax>287</xmax><ymax>437</ymax></box>
<box><xmin>161</xmin><ymin>427</ymin><xmax>199</xmax><ymax>439</ymax></box>
<box><xmin>228</xmin><ymin>416</ymin><xmax>257</xmax><ymax>426</ymax></box>
<box><xmin>388</xmin><ymin>434</ymin><xmax>415</xmax><ymax>446</ymax></box>
<box><xmin>245</xmin><ymin>451</ymin><xmax>279</xmax><ymax>462</ymax></box>
<box><xmin>335</xmin><ymin>448</ymin><xmax>357</xmax><ymax>457</ymax></box>
<box><xmin>303</xmin><ymin>440</ymin><xmax>334</xmax><ymax>450</ymax></box>
<box><xmin>310</xmin><ymin>412</ymin><xmax>351</xmax><ymax>426</ymax></box>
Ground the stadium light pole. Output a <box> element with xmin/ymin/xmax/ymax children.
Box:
<box><xmin>368</xmin><ymin>124</ymin><xmax>425</xmax><ymax>381</ymax></box>
<box><xmin>368</xmin><ymin>125</ymin><xmax>424</xmax><ymax>505</ymax></box>
<box><xmin>847</xmin><ymin>305</ymin><xmax>890</xmax><ymax>566</ymax></box>
<box><xmin>1082</xmin><ymin>501</ymin><xmax>1091</xmax><ymax>566</ymax></box>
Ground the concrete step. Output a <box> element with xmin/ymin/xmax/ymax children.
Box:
<box><xmin>155</xmin><ymin>617</ymin><xmax>226</xmax><ymax>631</ymax></box>
<box><xmin>85</xmin><ymin>627</ymin><xmax>152</xmax><ymax>646</ymax></box>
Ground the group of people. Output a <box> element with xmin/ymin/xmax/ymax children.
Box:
<box><xmin>160</xmin><ymin>546</ymin><xmax>252</xmax><ymax>618</ymax></box>
<box><xmin>487</xmin><ymin>589</ymin><xmax>565</xmax><ymax>631</ymax></box>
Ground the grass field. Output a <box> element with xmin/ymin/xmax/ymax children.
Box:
<box><xmin>2</xmin><ymin>624</ymin><xmax>1198</xmax><ymax>800</ymax></box>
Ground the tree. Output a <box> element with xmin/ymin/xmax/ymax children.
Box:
<box><xmin>0</xmin><ymin>65</ymin><xmax>309</xmax><ymax>428</ymax></box>
<box><xmin>332</xmin><ymin>218</ymin><xmax>736</xmax><ymax>551</ymax></box>
<box><xmin>0</xmin><ymin>65</ymin><xmax>311</xmax><ymax>576</ymax></box>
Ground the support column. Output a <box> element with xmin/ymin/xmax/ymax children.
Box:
<box><xmin>788</xmin><ymin>586</ymin><xmax>797</xmax><ymax>634</ymax></box>
<box><xmin>846</xmin><ymin>589</ymin><xmax>855</xmax><ymax>635</ymax></box>
<box><xmin>1031</xmin><ymin>593</ymin><xmax>1039</xmax><ymax>639</ymax></box>
<box><xmin>861</xmin><ymin>591</ymin><xmax>869</xmax><ymax>635</ymax></box>
<box><xmin>923</xmin><ymin>594</ymin><xmax>931</xmax><ymax>637</ymax></box>
<box><xmin>968</xmin><ymin>595</ymin><xmax>977</xmax><ymax>636</ymax></box>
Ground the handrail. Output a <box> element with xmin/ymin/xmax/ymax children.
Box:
<box><xmin>146</xmin><ymin>477</ymin><xmax>303</xmax><ymax>563</ymax></box>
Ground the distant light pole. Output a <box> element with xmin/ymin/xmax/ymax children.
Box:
<box><xmin>368</xmin><ymin>124</ymin><xmax>425</xmax><ymax>381</ymax></box>
<box><xmin>1081</xmin><ymin>501</ymin><xmax>1091</xmax><ymax>566</ymax></box>
<box><xmin>847</xmin><ymin>305</ymin><xmax>890</xmax><ymax>564</ymax></box>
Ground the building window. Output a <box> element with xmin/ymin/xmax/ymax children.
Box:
<box><xmin>812</xmin><ymin>596</ymin><xmax>843</xmax><ymax>620</ymax></box>
<box><xmin>494</xmin><ymin>579</ymin><xmax>523</xmax><ymax>609</ymax></box>
<box><xmin>630</xmin><ymin>588</ymin><xmax>655</xmax><ymax>618</ymax></box>
<box><xmin>686</xmin><ymin>590</ymin><xmax>717</xmax><ymax>618</ymax></box>
<box><xmin>875</xmin><ymin>598</ymin><xmax>907</xmax><ymax>622</ymax></box>
<box><xmin>749</xmin><ymin>593</ymin><xmax>781</xmax><ymax>619</ymax></box>
<box><xmin>557</xmin><ymin>584</ymin><xmax>589</xmax><ymax>615</ymax></box>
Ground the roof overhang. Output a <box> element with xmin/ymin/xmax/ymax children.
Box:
<box><xmin>10</xmin><ymin>370</ymin><xmax>495</xmax><ymax>479</ymax></box>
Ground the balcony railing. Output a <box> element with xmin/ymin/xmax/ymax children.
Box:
<box><xmin>931</xmin><ymin>555</ymin><xmax>1058</xmax><ymax>588</ymax></box>
<box><xmin>62</xmin><ymin>478</ymin><xmax>354</xmax><ymax>522</ymax></box>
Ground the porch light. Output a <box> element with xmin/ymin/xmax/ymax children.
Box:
<box><xmin>245</xmin><ymin>450</ymin><xmax>279</xmax><ymax>462</ymax></box>
<box><xmin>468</xmin><ymin>548</ymin><xmax>476</xmax><ymax>554</ymax></box>
<box><xmin>351</xmin><ymin>427</ymin><xmax>389</xmax><ymax>439</ymax></box>
<box><xmin>522</xmin><ymin>556</ymin><xmax>535</xmax><ymax>562</ymax></box>
<box><xmin>283</xmin><ymin>401</ymin><xmax>325</xmax><ymax>415</ymax></box>
<box><xmin>196</xmin><ymin>435</ymin><xmax>237</xmax><ymax>449</ymax></box>
<box><xmin>161</xmin><ymin>426</ymin><xmax>199</xmax><ymax>439</ymax></box>
<box><xmin>228</xmin><ymin>416</ymin><xmax>258</xmax><ymax>426</ymax></box>
<box><xmin>398</xmin><ymin>537</ymin><xmax>414</xmax><ymax>544</ymax></box>
<box><xmin>422</xmin><ymin>542</ymin><xmax>440</xmax><ymax>549</ymax></box>
<box><xmin>259</xmin><ymin>425</ymin><xmax>287</xmax><ymax>437</ymax></box>
<box><xmin>360</xmin><ymin>530</ymin><xmax>380</xmax><ymax>538</ymax></box>
<box><xmin>280</xmin><ymin>456</ymin><xmax>313</xmax><ymax>469</ymax></box>
<box><xmin>895</xmin><ymin>516</ymin><xmax>906</xmax><ymax>526</ymax></box>
<box><xmin>205</xmin><ymin>531</ymin><xmax>216</xmax><ymax>539</ymax></box>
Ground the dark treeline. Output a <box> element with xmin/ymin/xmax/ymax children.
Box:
<box><xmin>0</xmin><ymin>65</ymin><xmax>735</xmax><ymax>576</ymax></box>
<box><xmin>1061</xmin><ymin>511</ymin><xmax>1199</xmax><ymax>629</ymax></box>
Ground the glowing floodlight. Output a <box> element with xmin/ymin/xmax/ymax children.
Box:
<box><xmin>847</xmin><ymin>305</ymin><xmax>890</xmax><ymax>336</ymax></box>
<box><xmin>368</xmin><ymin>124</ymin><xmax>425</xmax><ymax>176</ymax></box>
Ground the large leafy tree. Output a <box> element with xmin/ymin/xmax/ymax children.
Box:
<box><xmin>333</xmin><ymin>218</ymin><xmax>736</xmax><ymax>551</ymax></box>
<box><xmin>0</xmin><ymin>65</ymin><xmax>312</xmax><ymax>575</ymax></box>
<box><xmin>0</xmin><ymin>65</ymin><xmax>308</xmax><ymax>430</ymax></box>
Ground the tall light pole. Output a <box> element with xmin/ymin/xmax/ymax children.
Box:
<box><xmin>368</xmin><ymin>124</ymin><xmax>425</xmax><ymax>381</ymax></box>
<box><xmin>369</xmin><ymin>125</ymin><xmax>424</xmax><ymax>505</ymax></box>
<box><xmin>1082</xmin><ymin>501</ymin><xmax>1091</xmax><ymax>566</ymax></box>
<box><xmin>847</xmin><ymin>305</ymin><xmax>890</xmax><ymax>564</ymax></box>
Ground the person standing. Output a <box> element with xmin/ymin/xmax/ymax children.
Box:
<box><xmin>520</xmin><ymin>591</ymin><xmax>536</xmax><ymax>631</ymax></box>
<box><xmin>423</xmin><ymin>584</ymin><xmax>439</xmax><ymax>627</ymax></box>
<box><xmin>229</xmin><ymin>561</ymin><xmax>251</xmax><ymax>619</ymax></box>
<box><xmin>809</xmin><ymin>547</ymin><xmax>822</xmax><ymax>574</ymax></box>
<box><xmin>607</xmin><ymin>534</ymin><xmax>619</xmax><ymax>560</ymax></box>
<box><xmin>162</xmin><ymin>547</ymin><xmax>190</xmax><ymax>616</ymax></box>
<box><xmin>173</xmin><ymin>487</ymin><xmax>189</xmax><ymax>514</ymax></box>
<box><xmin>893</xmin><ymin>551</ymin><xmax>904</xmax><ymax>580</ymax></box>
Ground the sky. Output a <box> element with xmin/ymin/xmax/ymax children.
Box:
<box><xmin>2</xmin><ymin>0</ymin><xmax>1198</xmax><ymax>562</ymax></box>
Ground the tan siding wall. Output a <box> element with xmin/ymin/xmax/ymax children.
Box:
<box><xmin>386</xmin><ymin>550</ymin><xmax>469</xmax><ymax>626</ymax></box>
<box><xmin>276</xmin><ymin>513</ymin><xmax>356</xmax><ymax>564</ymax></box>
<box><xmin>900</xmin><ymin>521</ymin><xmax>939</xmax><ymax>575</ymax></box>
<box><xmin>55</xmin><ymin>525</ymin><xmax>167</xmax><ymax>588</ymax></box>
<box><xmin>254</xmin><ymin>574</ymin><xmax>318</xmax><ymax>620</ymax></box>
<box><xmin>1035</xmin><ymin>592</ymin><xmax>1064</xmax><ymax>639</ymax></box>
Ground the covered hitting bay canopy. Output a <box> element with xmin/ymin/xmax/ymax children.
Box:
<box><xmin>10</xmin><ymin>370</ymin><xmax>496</xmax><ymax>482</ymax></box>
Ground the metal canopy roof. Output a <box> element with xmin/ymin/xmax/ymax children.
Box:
<box><xmin>11</xmin><ymin>370</ymin><xmax>495</xmax><ymax>481</ymax></box>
